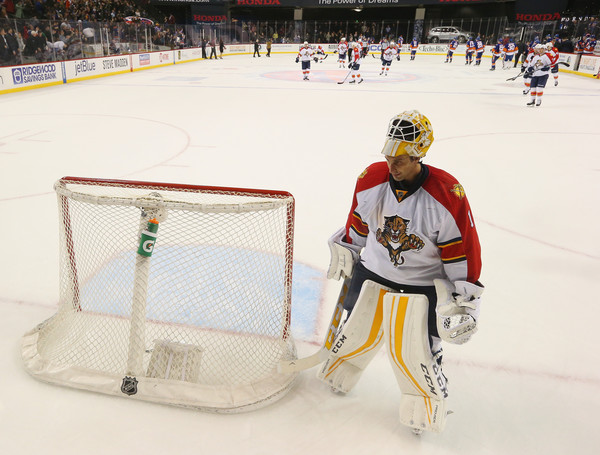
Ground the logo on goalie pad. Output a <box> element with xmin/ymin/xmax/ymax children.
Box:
<box><xmin>121</xmin><ymin>376</ymin><xmax>139</xmax><ymax>395</ymax></box>
<box><xmin>331</xmin><ymin>335</ymin><xmax>347</xmax><ymax>354</ymax></box>
<box><xmin>420</xmin><ymin>363</ymin><xmax>448</xmax><ymax>398</ymax></box>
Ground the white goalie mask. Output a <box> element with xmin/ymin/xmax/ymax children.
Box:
<box><xmin>381</xmin><ymin>110</ymin><xmax>434</xmax><ymax>158</ymax></box>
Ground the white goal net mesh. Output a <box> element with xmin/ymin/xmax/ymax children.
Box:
<box><xmin>22</xmin><ymin>177</ymin><xmax>298</xmax><ymax>412</ymax></box>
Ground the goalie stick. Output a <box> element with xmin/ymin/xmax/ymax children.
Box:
<box><xmin>278</xmin><ymin>277</ymin><xmax>350</xmax><ymax>373</ymax></box>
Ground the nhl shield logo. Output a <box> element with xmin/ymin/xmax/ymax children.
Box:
<box><xmin>121</xmin><ymin>376</ymin><xmax>138</xmax><ymax>396</ymax></box>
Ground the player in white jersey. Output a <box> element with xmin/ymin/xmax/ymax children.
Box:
<box><xmin>523</xmin><ymin>44</ymin><xmax>552</xmax><ymax>106</ymax></box>
<box><xmin>337</xmin><ymin>38</ymin><xmax>348</xmax><ymax>68</ymax></box>
<box><xmin>380</xmin><ymin>42</ymin><xmax>399</xmax><ymax>76</ymax></box>
<box><xmin>520</xmin><ymin>47</ymin><xmax>535</xmax><ymax>95</ymax></box>
<box><xmin>295</xmin><ymin>41</ymin><xmax>315</xmax><ymax>81</ymax></box>
<box><xmin>318</xmin><ymin>110</ymin><xmax>483</xmax><ymax>434</ymax></box>
<box><xmin>314</xmin><ymin>44</ymin><xmax>327</xmax><ymax>62</ymax></box>
<box><xmin>348</xmin><ymin>42</ymin><xmax>363</xmax><ymax>84</ymax></box>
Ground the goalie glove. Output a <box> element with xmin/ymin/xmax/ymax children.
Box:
<box><xmin>327</xmin><ymin>227</ymin><xmax>361</xmax><ymax>280</ymax></box>
<box><xmin>434</xmin><ymin>279</ymin><xmax>484</xmax><ymax>345</ymax></box>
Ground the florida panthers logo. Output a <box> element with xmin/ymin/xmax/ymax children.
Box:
<box><xmin>375</xmin><ymin>215</ymin><xmax>424</xmax><ymax>266</ymax></box>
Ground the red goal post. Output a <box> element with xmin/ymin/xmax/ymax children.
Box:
<box><xmin>22</xmin><ymin>176</ymin><xmax>298</xmax><ymax>412</ymax></box>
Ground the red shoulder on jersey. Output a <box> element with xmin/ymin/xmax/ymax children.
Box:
<box><xmin>423</xmin><ymin>165</ymin><xmax>482</xmax><ymax>283</ymax></box>
<box><xmin>346</xmin><ymin>162</ymin><xmax>389</xmax><ymax>241</ymax></box>
<box><xmin>355</xmin><ymin>161</ymin><xmax>389</xmax><ymax>192</ymax></box>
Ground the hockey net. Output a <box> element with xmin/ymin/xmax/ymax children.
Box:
<box><xmin>22</xmin><ymin>177</ymin><xmax>298</xmax><ymax>412</ymax></box>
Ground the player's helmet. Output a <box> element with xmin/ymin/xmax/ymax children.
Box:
<box><xmin>341</xmin><ymin>37</ymin><xmax>346</xmax><ymax>41</ymax></box>
<box><xmin>545</xmin><ymin>42</ymin><xmax>553</xmax><ymax>50</ymax></box>
<box><xmin>390</xmin><ymin>41</ymin><xmax>395</xmax><ymax>46</ymax></box>
<box><xmin>534</xmin><ymin>43</ymin><xmax>545</xmax><ymax>53</ymax></box>
<box><xmin>381</xmin><ymin>110</ymin><xmax>434</xmax><ymax>158</ymax></box>
<box><xmin>304</xmin><ymin>41</ymin><xmax>308</xmax><ymax>46</ymax></box>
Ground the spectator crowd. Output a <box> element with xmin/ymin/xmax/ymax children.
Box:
<box><xmin>1</xmin><ymin>0</ymin><xmax>598</xmax><ymax>67</ymax></box>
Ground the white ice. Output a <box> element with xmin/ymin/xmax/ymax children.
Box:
<box><xmin>1</xmin><ymin>52</ymin><xmax>599</xmax><ymax>455</ymax></box>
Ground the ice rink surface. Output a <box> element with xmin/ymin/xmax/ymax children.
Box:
<box><xmin>1</xmin><ymin>51</ymin><xmax>599</xmax><ymax>454</ymax></box>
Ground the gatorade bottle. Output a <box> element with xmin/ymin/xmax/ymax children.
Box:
<box><xmin>137</xmin><ymin>218</ymin><xmax>159</xmax><ymax>257</ymax></box>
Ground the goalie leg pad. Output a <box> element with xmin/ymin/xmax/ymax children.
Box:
<box><xmin>399</xmin><ymin>394</ymin><xmax>448</xmax><ymax>434</ymax></box>
<box><xmin>317</xmin><ymin>280</ymin><xmax>393</xmax><ymax>393</ymax></box>
<box><xmin>383</xmin><ymin>292</ymin><xmax>449</xmax><ymax>433</ymax></box>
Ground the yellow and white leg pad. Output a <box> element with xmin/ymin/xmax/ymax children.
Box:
<box><xmin>383</xmin><ymin>293</ymin><xmax>449</xmax><ymax>433</ymax></box>
<box><xmin>316</xmin><ymin>280</ymin><xmax>393</xmax><ymax>393</ymax></box>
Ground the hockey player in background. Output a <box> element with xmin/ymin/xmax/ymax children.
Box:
<box><xmin>545</xmin><ymin>40</ymin><xmax>560</xmax><ymax>86</ymax></box>
<box><xmin>523</xmin><ymin>43</ymin><xmax>552</xmax><ymax>106</ymax></box>
<box><xmin>380</xmin><ymin>41</ymin><xmax>399</xmax><ymax>76</ymax></box>
<box><xmin>521</xmin><ymin>43</ymin><xmax>536</xmax><ymax>95</ymax></box>
<box><xmin>380</xmin><ymin>37</ymin><xmax>389</xmax><ymax>61</ymax></box>
<box><xmin>465</xmin><ymin>36</ymin><xmax>475</xmax><ymax>64</ymax></box>
<box><xmin>314</xmin><ymin>43</ymin><xmax>327</xmax><ymax>62</ymax></box>
<box><xmin>490</xmin><ymin>38</ymin><xmax>503</xmax><ymax>71</ymax></box>
<box><xmin>348</xmin><ymin>42</ymin><xmax>363</xmax><ymax>84</ymax></box>
<box><xmin>296</xmin><ymin>41</ymin><xmax>315</xmax><ymax>81</ymax></box>
<box><xmin>410</xmin><ymin>36</ymin><xmax>419</xmax><ymax>60</ymax></box>
<box><xmin>360</xmin><ymin>36</ymin><xmax>369</xmax><ymax>58</ymax></box>
<box><xmin>397</xmin><ymin>35</ymin><xmax>404</xmax><ymax>59</ymax></box>
<box><xmin>445</xmin><ymin>37</ymin><xmax>458</xmax><ymax>63</ymax></box>
<box><xmin>337</xmin><ymin>37</ymin><xmax>348</xmax><ymax>68</ymax></box>
<box><xmin>503</xmin><ymin>38</ymin><xmax>516</xmax><ymax>69</ymax></box>
<box><xmin>318</xmin><ymin>109</ymin><xmax>483</xmax><ymax>434</ymax></box>
<box><xmin>474</xmin><ymin>36</ymin><xmax>485</xmax><ymax>65</ymax></box>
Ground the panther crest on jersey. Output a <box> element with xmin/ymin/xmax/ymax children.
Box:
<box><xmin>450</xmin><ymin>183</ymin><xmax>465</xmax><ymax>199</ymax></box>
<box><xmin>375</xmin><ymin>215</ymin><xmax>424</xmax><ymax>266</ymax></box>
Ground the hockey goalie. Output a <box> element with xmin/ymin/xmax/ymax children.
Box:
<box><xmin>314</xmin><ymin>110</ymin><xmax>484</xmax><ymax>434</ymax></box>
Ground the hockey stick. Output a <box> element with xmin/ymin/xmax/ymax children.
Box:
<box><xmin>278</xmin><ymin>277</ymin><xmax>350</xmax><ymax>374</ymax></box>
<box><xmin>507</xmin><ymin>60</ymin><xmax>570</xmax><ymax>81</ymax></box>
<box><xmin>506</xmin><ymin>70</ymin><xmax>524</xmax><ymax>81</ymax></box>
<box><xmin>337</xmin><ymin>69</ymin><xmax>353</xmax><ymax>84</ymax></box>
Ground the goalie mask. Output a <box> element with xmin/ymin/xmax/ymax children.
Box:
<box><xmin>381</xmin><ymin>110</ymin><xmax>434</xmax><ymax>158</ymax></box>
